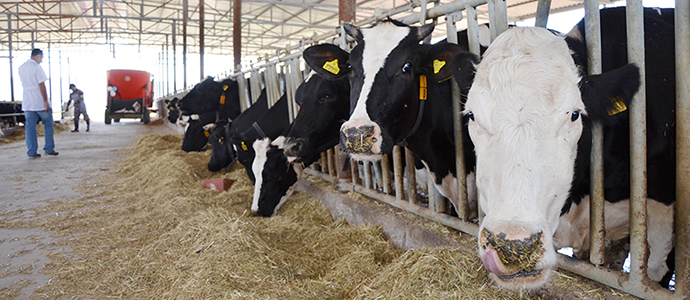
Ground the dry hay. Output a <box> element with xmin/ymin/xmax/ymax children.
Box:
<box><xmin>7</xmin><ymin>134</ymin><xmax>637</xmax><ymax>300</ymax></box>
<box><xmin>0</xmin><ymin>122</ymin><xmax>70</xmax><ymax>144</ymax></box>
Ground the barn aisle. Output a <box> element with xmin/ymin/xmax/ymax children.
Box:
<box><xmin>0</xmin><ymin>119</ymin><xmax>176</xmax><ymax>299</ymax></box>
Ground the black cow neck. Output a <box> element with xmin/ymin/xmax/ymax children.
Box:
<box><xmin>399</xmin><ymin>74</ymin><xmax>427</xmax><ymax>147</ymax></box>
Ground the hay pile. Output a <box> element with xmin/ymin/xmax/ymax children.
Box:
<box><xmin>0</xmin><ymin>122</ymin><xmax>69</xmax><ymax>144</ymax></box>
<box><xmin>9</xmin><ymin>134</ymin><xmax>635</xmax><ymax>299</ymax></box>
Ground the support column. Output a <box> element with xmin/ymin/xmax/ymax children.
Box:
<box><xmin>182</xmin><ymin>0</ymin><xmax>188</xmax><ymax>88</ymax></box>
<box><xmin>8</xmin><ymin>14</ymin><xmax>14</xmax><ymax>101</ymax></box>
<box><xmin>339</xmin><ymin>0</ymin><xmax>355</xmax><ymax>24</ymax></box>
<box><xmin>172</xmin><ymin>19</ymin><xmax>177</xmax><ymax>93</ymax></box>
<box><xmin>166</xmin><ymin>34</ymin><xmax>169</xmax><ymax>95</ymax></box>
<box><xmin>199</xmin><ymin>0</ymin><xmax>204</xmax><ymax>80</ymax></box>
<box><xmin>233</xmin><ymin>0</ymin><xmax>241</xmax><ymax>72</ymax></box>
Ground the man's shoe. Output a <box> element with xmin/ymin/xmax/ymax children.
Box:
<box><xmin>29</xmin><ymin>154</ymin><xmax>41</xmax><ymax>158</ymax></box>
<box><xmin>46</xmin><ymin>151</ymin><xmax>59</xmax><ymax>156</ymax></box>
<box><xmin>86</xmin><ymin>128</ymin><xmax>90</xmax><ymax>132</ymax></box>
<box><xmin>71</xmin><ymin>129</ymin><xmax>79</xmax><ymax>132</ymax></box>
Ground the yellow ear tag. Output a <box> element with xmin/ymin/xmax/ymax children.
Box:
<box><xmin>323</xmin><ymin>59</ymin><xmax>340</xmax><ymax>75</ymax></box>
<box><xmin>223</xmin><ymin>85</ymin><xmax>229</xmax><ymax>91</ymax></box>
<box><xmin>170</xmin><ymin>107</ymin><xmax>175</xmax><ymax>110</ymax></box>
<box><xmin>219</xmin><ymin>94</ymin><xmax>226</xmax><ymax>104</ymax></box>
<box><xmin>419</xmin><ymin>75</ymin><xmax>428</xmax><ymax>101</ymax></box>
<box><xmin>204</xmin><ymin>130</ymin><xmax>210</xmax><ymax>138</ymax></box>
<box><xmin>607</xmin><ymin>96</ymin><xmax>627</xmax><ymax>116</ymax></box>
<box><xmin>241</xmin><ymin>141</ymin><xmax>248</xmax><ymax>151</ymax></box>
<box><xmin>433</xmin><ymin>59</ymin><xmax>446</xmax><ymax>74</ymax></box>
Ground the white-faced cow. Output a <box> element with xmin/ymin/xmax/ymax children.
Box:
<box><xmin>467</xmin><ymin>7</ymin><xmax>675</xmax><ymax>290</ymax></box>
<box><xmin>306</xmin><ymin>20</ymin><xmax>480</xmax><ymax>218</ymax></box>
<box><xmin>229</xmin><ymin>93</ymin><xmax>291</xmax><ymax>184</ymax></box>
<box><xmin>251</xmin><ymin>59</ymin><xmax>352</xmax><ymax>217</ymax></box>
<box><xmin>207</xmin><ymin>89</ymin><xmax>270</xmax><ymax>172</ymax></box>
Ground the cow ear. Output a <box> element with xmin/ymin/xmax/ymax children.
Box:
<box><xmin>579</xmin><ymin>64</ymin><xmax>640</xmax><ymax>125</ymax></box>
<box><xmin>303</xmin><ymin>44</ymin><xmax>350</xmax><ymax>80</ymax></box>
<box><xmin>422</xmin><ymin>42</ymin><xmax>479</xmax><ymax>85</ymax></box>
<box><xmin>343</xmin><ymin>23</ymin><xmax>363</xmax><ymax>42</ymax></box>
<box><xmin>417</xmin><ymin>22</ymin><xmax>436</xmax><ymax>41</ymax></box>
<box><xmin>165</xmin><ymin>99</ymin><xmax>171</xmax><ymax>105</ymax></box>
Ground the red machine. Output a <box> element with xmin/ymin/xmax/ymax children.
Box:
<box><xmin>105</xmin><ymin>69</ymin><xmax>154</xmax><ymax>124</ymax></box>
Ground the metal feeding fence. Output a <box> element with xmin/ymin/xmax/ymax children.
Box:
<box><xmin>170</xmin><ymin>0</ymin><xmax>689</xmax><ymax>298</ymax></box>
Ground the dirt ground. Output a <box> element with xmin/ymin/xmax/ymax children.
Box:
<box><xmin>0</xmin><ymin>118</ymin><xmax>177</xmax><ymax>299</ymax></box>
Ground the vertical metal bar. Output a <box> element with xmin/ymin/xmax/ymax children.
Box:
<box><xmin>447</xmin><ymin>12</ymin><xmax>468</xmax><ymax>220</ymax></box>
<box><xmin>166</xmin><ymin>34</ymin><xmax>169</xmax><ymax>95</ymax></box>
<box><xmin>487</xmin><ymin>0</ymin><xmax>508</xmax><ymax>42</ymax></box>
<box><xmin>320</xmin><ymin>152</ymin><xmax>329</xmax><ymax>174</ymax></box>
<box><xmin>363</xmin><ymin>161</ymin><xmax>373</xmax><ymax>189</ymax></box>
<box><xmin>405</xmin><ymin>148</ymin><xmax>416</xmax><ymax>204</ymax></box>
<box><xmin>199</xmin><ymin>0</ymin><xmax>205</xmax><ymax>80</ymax></box>
<box><xmin>31</xmin><ymin>31</ymin><xmax>34</xmax><ymax>50</ymax></box>
<box><xmin>381</xmin><ymin>153</ymin><xmax>391</xmax><ymax>194</ymax></box>
<box><xmin>350</xmin><ymin>158</ymin><xmax>361</xmax><ymax>185</ymax></box>
<box><xmin>233</xmin><ymin>0</ymin><xmax>241</xmax><ymax>73</ymax></box>
<box><xmin>237</xmin><ymin>73</ymin><xmax>248</xmax><ymax>112</ymax></box>
<box><xmin>8</xmin><ymin>15</ymin><xmax>13</xmax><ymax>102</ymax></box>
<box><xmin>393</xmin><ymin>145</ymin><xmax>404</xmax><ymax>202</ymax></box>
<box><xmin>47</xmin><ymin>43</ymin><xmax>52</xmax><ymax>109</ymax></box>
<box><xmin>139</xmin><ymin>0</ymin><xmax>143</xmax><ymax>52</ymax></box>
<box><xmin>465</xmin><ymin>5</ymin><xmax>481</xmax><ymax>67</ymax></box>
<box><xmin>427</xmin><ymin>169</ymin><xmax>437</xmax><ymax>212</ymax></box>
<box><xmin>626</xmin><ymin>0</ymin><xmax>648</xmax><ymax>283</ymax></box>
<box><xmin>59</xmin><ymin>50</ymin><xmax>62</xmax><ymax>107</ymax></box>
<box><xmin>675</xmin><ymin>0</ymin><xmax>690</xmax><ymax>296</ymax></box>
<box><xmin>534</xmin><ymin>0</ymin><xmax>552</xmax><ymax>28</ymax></box>
<box><xmin>584</xmin><ymin>0</ymin><xmax>606</xmax><ymax>267</ymax></box>
<box><xmin>182</xmin><ymin>0</ymin><xmax>188</xmax><ymax>89</ymax></box>
<box><xmin>172</xmin><ymin>19</ymin><xmax>177</xmax><ymax>93</ymax></box>
<box><xmin>327</xmin><ymin>148</ymin><xmax>337</xmax><ymax>178</ymax></box>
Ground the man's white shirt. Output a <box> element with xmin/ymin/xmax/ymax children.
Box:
<box><xmin>18</xmin><ymin>59</ymin><xmax>48</xmax><ymax>111</ymax></box>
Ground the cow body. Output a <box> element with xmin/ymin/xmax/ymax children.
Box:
<box><xmin>252</xmin><ymin>66</ymin><xmax>351</xmax><ymax>217</ymax></box>
<box><xmin>467</xmin><ymin>7</ymin><xmax>674</xmax><ymax>290</ymax></box>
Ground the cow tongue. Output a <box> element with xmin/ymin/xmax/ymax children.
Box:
<box><xmin>482</xmin><ymin>249</ymin><xmax>514</xmax><ymax>277</ymax></box>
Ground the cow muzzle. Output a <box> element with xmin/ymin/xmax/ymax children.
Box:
<box><xmin>283</xmin><ymin>137</ymin><xmax>305</xmax><ymax>159</ymax></box>
<box><xmin>480</xmin><ymin>228</ymin><xmax>547</xmax><ymax>283</ymax></box>
<box><xmin>339</xmin><ymin>122</ymin><xmax>382</xmax><ymax>159</ymax></box>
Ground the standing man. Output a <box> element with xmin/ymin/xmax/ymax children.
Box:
<box><xmin>18</xmin><ymin>49</ymin><xmax>58</xmax><ymax>158</ymax></box>
<box><xmin>66</xmin><ymin>83</ymin><xmax>90</xmax><ymax>132</ymax></box>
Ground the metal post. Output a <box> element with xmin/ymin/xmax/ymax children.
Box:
<box><xmin>675</xmin><ymin>0</ymin><xmax>690</xmax><ymax>296</ymax></box>
<box><xmin>350</xmin><ymin>158</ymin><xmax>361</xmax><ymax>185</ymax></box>
<box><xmin>381</xmin><ymin>153</ymin><xmax>391</xmax><ymax>194</ymax></box>
<box><xmin>626</xmin><ymin>0</ymin><xmax>648</xmax><ymax>283</ymax></box>
<box><xmin>534</xmin><ymin>0</ymin><xmax>552</xmax><ymax>28</ymax></box>
<box><xmin>139</xmin><ymin>0</ymin><xmax>143</xmax><ymax>52</ymax></box>
<box><xmin>320</xmin><ymin>152</ymin><xmax>329</xmax><ymax>174</ymax></box>
<box><xmin>166</xmin><ymin>34</ymin><xmax>169</xmax><ymax>95</ymax></box>
<box><xmin>338</xmin><ymin>0</ymin><xmax>355</xmax><ymax>24</ymax></box>
<box><xmin>427</xmin><ymin>170</ymin><xmax>437</xmax><ymax>212</ymax></box>
<box><xmin>48</xmin><ymin>43</ymin><xmax>52</xmax><ymax>109</ymax></box>
<box><xmin>233</xmin><ymin>0</ymin><xmax>241</xmax><ymax>72</ymax></box>
<box><xmin>393</xmin><ymin>145</ymin><xmax>404</xmax><ymax>202</ymax></box>
<box><xmin>584</xmin><ymin>0</ymin><xmax>606</xmax><ymax>268</ymax></box>
<box><xmin>405</xmin><ymin>148</ymin><xmax>416</xmax><ymax>204</ymax></box>
<box><xmin>172</xmin><ymin>19</ymin><xmax>177</xmax><ymax>93</ymax></box>
<box><xmin>487</xmin><ymin>0</ymin><xmax>508</xmax><ymax>41</ymax></box>
<box><xmin>182</xmin><ymin>0</ymin><xmax>188</xmax><ymax>88</ymax></box>
<box><xmin>363</xmin><ymin>161</ymin><xmax>372</xmax><ymax>189</ymax></box>
<box><xmin>447</xmin><ymin>11</ymin><xmax>468</xmax><ymax>220</ymax></box>
<box><xmin>465</xmin><ymin>5</ymin><xmax>481</xmax><ymax>63</ymax></box>
<box><xmin>8</xmin><ymin>15</ymin><xmax>14</xmax><ymax>101</ymax></box>
<box><xmin>327</xmin><ymin>148</ymin><xmax>337</xmax><ymax>178</ymax></box>
<box><xmin>199</xmin><ymin>0</ymin><xmax>204</xmax><ymax>80</ymax></box>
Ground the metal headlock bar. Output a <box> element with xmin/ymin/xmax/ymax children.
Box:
<box><xmin>161</xmin><ymin>0</ymin><xmax>689</xmax><ymax>298</ymax></box>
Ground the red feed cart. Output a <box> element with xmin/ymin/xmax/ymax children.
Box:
<box><xmin>105</xmin><ymin>69</ymin><xmax>154</xmax><ymax>124</ymax></box>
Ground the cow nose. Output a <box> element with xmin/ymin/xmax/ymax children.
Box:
<box><xmin>283</xmin><ymin>138</ymin><xmax>304</xmax><ymax>157</ymax></box>
<box><xmin>340</xmin><ymin>125</ymin><xmax>378</xmax><ymax>154</ymax></box>
<box><xmin>480</xmin><ymin>228</ymin><xmax>545</xmax><ymax>278</ymax></box>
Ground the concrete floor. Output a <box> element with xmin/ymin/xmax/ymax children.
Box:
<box><xmin>0</xmin><ymin>118</ymin><xmax>177</xmax><ymax>300</ymax></box>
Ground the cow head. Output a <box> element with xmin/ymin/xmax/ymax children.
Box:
<box><xmin>229</xmin><ymin>130</ymin><xmax>259</xmax><ymax>183</ymax></box>
<box><xmin>251</xmin><ymin>137</ymin><xmax>298</xmax><ymax>217</ymax></box>
<box><xmin>282</xmin><ymin>68</ymin><xmax>351</xmax><ymax>163</ymax></box>
<box><xmin>165</xmin><ymin>97</ymin><xmax>180</xmax><ymax>124</ymax></box>
<box><xmin>178</xmin><ymin>76</ymin><xmax>223</xmax><ymax>114</ymax></box>
<box><xmin>465</xmin><ymin>27</ymin><xmax>639</xmax><ymax>289</ymax></box>
<box><xmin>181</xmin><ymin>111</ymin><xmax>217</xmax><ymax>152</ymax></box>
<box><xmin>207</xmin><ymin>121</ymin><xmax>237</xmax><ymax>172</ymax></box>
<box><xmin>306</xmin><ymin>20</ymin><xmax>436</xmax><ymax>161</ymax></box>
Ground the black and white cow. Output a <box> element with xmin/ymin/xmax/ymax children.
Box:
<box><xmin>229</xmin><ymin>93</ymin><xmax>291</xmax><ymax>184</ymax></box>
<box><xmin>467</xmin><ymin>7</ymin><xmax>675</xmax><ymax>289</ymax></box>
<box><xmin>181</xmin><ymin>110</ymin><xmax>218</xmax><ymax>152</ymax></box>
<box><xmin>177</xmin><ymin>77</ymin><xmax>242</xmax><ymax>120</ymax></box>
<box><xmin>165</xmin><ymin>97</ymin><xmax>180</xmax><ymax>124</ymax></box>
<box><xmin>207</xmin><ymin>89</ymin><xmax>270</xmax><ymax>172</ymax></box>
<box><xmin>306</xmin><ymin>20</ymin><xmax>480</xmax><ymax>217</ymax></box>
<box><xmin>251</xmin><ymin>61</ymin><xmax>352</xmax><ymax>217</ymax></box>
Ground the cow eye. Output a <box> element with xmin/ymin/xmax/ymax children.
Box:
<box><xmin>402</xmin><ymin>63</ymin><xmax>412</xmax><ymax>73</ymax></box>
<box><xmin>571</xmin><ymin>110</ymin><xmax>580</xmax><ymax>122</ymax></box>
<box><xmin>467</xmin><ymin>111</ymin><xmax>475</xmax><ymax>121</ymax></box>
